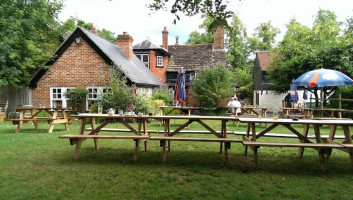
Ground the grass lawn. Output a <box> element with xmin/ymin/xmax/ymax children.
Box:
<box><xmin>1</xmin><ymin>119</ymin><xmax>353</xmax><ymax>200</ymax></box>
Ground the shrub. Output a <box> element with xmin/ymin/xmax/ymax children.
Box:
<box><xmin>98</xmin><ymin>67</ymin><xmax>135</xmax><ymax>112</ymax></box>
<box><xmin>191</xmin><ymin>64</ymin><xmax>236</xmax><ymax>109</ymax></box>
<box><xmin>64</xmin><ymin>87</ymin><xmax>88</xmax><ymax>112</ymax></box>
<box><xmin>152</xmin><ymin>85</ymin><xmax>173</xmax><ymax>105</ymax></box>
<box><xmin>133</xmin><ymin>95</ymin><xmax>155</xmax><ymax>114</ymax></box>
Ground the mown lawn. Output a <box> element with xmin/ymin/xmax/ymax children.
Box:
<box><xmin>1</xmin><ymin>119</ymin><xmax>353</xmax><ymax>200</ymax></box>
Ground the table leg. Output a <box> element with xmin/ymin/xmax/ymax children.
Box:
<box><xmin>244</xmin><ymin>123</ymin><xmax>251</xmax><ymax>155</ymax></box>
<box><xmin>342</xmin><ymin>125</ymin><xmax>353</xmax><ymax>168</ymax></box>
<box><xmin>91</xmin><ymin>118</ymin><xmax>99</xmax><ymax>149</ymax></box>
<box><xmin>298</xmin><ymin>124</ymin><xmax>309</xmax><ymax>158</ymax></box>
<box><xmin>143</xmin><ymin>120</ymin><xmax>148</xmax><ymax>152</ymax></box>
<box><xmin>62</xmin><ymin>110</ymin><xmax>69</xmax><ymax>131</ymax></box>
<box><xmin>15</xmin><ymin>111</ymin><xmax>25</xmax><ymax>133</ymax></box>
<box><xmin>251</xmin><ymin>123</ymin><xmax>258</xmax><ymax>166</ymax></box>
<box><xmin>48</xmin><ymin>110</ymin><xmax>58</xmax><ymax>133</ymax></box>
<box><xmin>222</xmin><ymin>120</ymin><xmax>228</xmax><ymax>166</ymax></box>
<box><xmin>134</xmin><ymin>139</ymin><xmax>139</xmax><ymax>162</ymax></box>
<box><xmin>162</xmin><ymin>119</ymin><xmax>169</xmax><ymax>162</ymax></box>
<box><xmin>313</xmin><ymin>124</ymin><xmax>326</xmax><ymax>171</ymax></box>
<box><xmin>31</xmin><ymin>109</ymin><xmax>39</xmax><ymax>130</ymax></box>
<box><xmin>73</xmin><ymin>139</ymin><xmax>83</xmax><ymax>159</ymax></box>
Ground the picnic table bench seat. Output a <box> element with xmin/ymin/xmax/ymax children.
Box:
<box><xmin>242</xmin><ymin>140</ymin><xmax>345</xmax><ymax>148</ymax></box>
<box><xmin>59</xmin><ymin>134</ymin><xmax>150</xmax><ymax>161</ymax></box>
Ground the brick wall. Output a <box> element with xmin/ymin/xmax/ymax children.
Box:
<box><xmin>32</xmin><ymin>40</ymin><xmax>110</xmax><ymax>107</ymax></box>
<box><xmin>149</xmin><ymin>50</ymin><xmax>167</xmax><ymax>83</ymax></box>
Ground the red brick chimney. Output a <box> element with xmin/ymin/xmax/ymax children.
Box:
<box><xmin>117</xmin><ymin>32</ymin><xmax>134</xmax><ymax>60</ymax></box>
<box><xmin>162</xmin><ymin>26</ymin><xmax>168</xmax><ymax>51</ymax></box>
<box><xmin>213</xmin><ymin>26</ymin><xmax>224</xmax><ymax>49</ymax></box>
<box><xmin>90</xmin><ymin>26</ymin><xmax>98</xmax><ymax>34</ymax></box>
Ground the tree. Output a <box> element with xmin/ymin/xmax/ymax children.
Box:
<box><xmin>185</xmin><ymin>31</ymin><xmax>213</xmax><ymax>44</ymax></box>
<box><xmin>225</xmin><ymin>14</ymin><xmax>255</xmax><ymax>100</ymax></box>
<box><xmin>0</xmin><ymin>0</ymin><xmax>64</xmax><ymax>87</ymax></box>
<box><xmin>191</xmin><ymin>64</ymin><xmax>236</xmax><ymax>109</ymax></box>
<box><xmin>253</xmin><ymin>21</ymin><xmax>280</xmax><ymax>51</ymax></box>
<box><xmin>267</xmin><ymin>10</ymin><xmax>353</xmax><ymax>105</ymax></box>
<box><xmin>148</xmin><ymin>0</ymin><xmax>233</xmax><ymax>28</ymax></box>
<box><xmin>70</xmin><ymin>18</ymin><xmax>117</xmax><ymax>43</ymax></box>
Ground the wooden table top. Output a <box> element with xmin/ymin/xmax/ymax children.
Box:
<box><xmin>16</xmin><ymin>107</ymin><xmax>69</xmax><ymax>110</ymax></box>
<box><xmin>158</xmin><ymin>106</ymin><xmax>200</xmax><ymax>109</ymax></box>
<box><xmin>73</xmin><ymin>113</ymin><xmax>239</xmax><ymax>120</ymax></box>
<box><xmin>239</xmin><ymin>117</ymin><xmax>353</xmax><ymax>125</ymax></box>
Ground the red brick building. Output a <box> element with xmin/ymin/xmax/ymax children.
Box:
<box><xmin>30</xmin><ymin>27</ymin><xmax>163</xmax><ymax>110</ymax></box>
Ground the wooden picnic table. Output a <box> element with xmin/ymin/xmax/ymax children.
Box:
<box><xmin>158</xmin><ymin>106</ymin><xmax>201</xmax><ymax>116</ymax></box>
<box><xmin>281</xmin><ymin>107</ymin><xmax>305</xmax><ymax>118</ymax></box>
<box><xmin>303</xmin><ymin>108</ymin><xmax>349</xmax><ymax>119</ymax></box>
<box><xmin>241</xmin><ymin>106</ymin><xmax>268</xmax><ymax>118</ymax></box>
<box><xmin>59</xmin><ymin>114</ymin><xmax>242</xmax><ymax>164</ymax></box>
<box><xmin>60</xmin><ymin>113</ymin><xmax>151</xmax><ymax>161</ymax></box>
<box><xmin>240</xmin><ymin>118</ymin><xmax>353</xmax><ymax>171</ymax></box>
<box><xmin>6</xmin><ymin>107</ymin><xmax>69</xmax><ymax>133</ymax></box>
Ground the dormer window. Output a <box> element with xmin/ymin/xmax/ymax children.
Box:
<box><xmin>136</xmin><ymin>54</ymin><xmax>149</xmax><ymax>69</ymax></box>
<box><xmin>157</xmin><ymin>56</ymin><xmax>163</xmax><ymax>67</ymax></box>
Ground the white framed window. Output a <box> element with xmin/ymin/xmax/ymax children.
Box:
<box><xmin>147</xmin><ymin>88</ymin><xmax>153</xmax><ymax>97</ymax></box>
<box><xmin>50</xmin><ymin>87</ymin><xmax>75</xmax><ymax>108</ymax></box>
<box><xmin>190</xmin><ymin>72</ymin><xmax>196</xmax><ymax>81</ymax></box>
<box><xmin>86</xmin><ymin>87</ymin><xmax>108</xmax><ymax>110</ymax></box>
<box><xmin>138</xmin><ymin>87</ymin><xmax>146</xmax><ymax>95</ymax></box>
<box><xmin>136</xmin><ymin>54</ymin><xmax>149</xmax><ymax>68</ymax></box>
<box><xmin>156</xmin><ymin>56</ymin><xmax>163</xmax><ymax>67</ymax></box>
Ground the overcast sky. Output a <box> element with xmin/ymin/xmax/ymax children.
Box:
<box><xmin>59</xmin><ymin>0</ymin><xmax>353</xmax><ymax>45</ymax></box>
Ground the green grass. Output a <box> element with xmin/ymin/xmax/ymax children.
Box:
<box><xmin>1</xmin><ymin>120</ymin><xmax>353</xmax><ymax>200</ymax></box>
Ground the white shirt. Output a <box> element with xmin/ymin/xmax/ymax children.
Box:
<box><xmin>227</xmin><ymin>100</ymin><xmax>241</xmax><ymax>114</ymax></box>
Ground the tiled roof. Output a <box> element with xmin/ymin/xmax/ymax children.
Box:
<box><xmin>167</xmin><ymin>43</ymin><xmax>226</xmax><ymax>72</ymax></box>
<box><xmin>256</xmin><ymin>51</ymin><xmax>272</xmax><ymax>71</ymax></box>
<box><xmin>80</xmin><ymin>28</ymin><xmax>163</xmax><ymax>86</ymax></box>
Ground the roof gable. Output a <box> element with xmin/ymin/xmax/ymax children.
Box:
<box><xmin>256</xmin><ymin>51</ymin><xmax>273</xmax><ymax>71</ymax></box>
<box><xmin>30</xmin><ymin>27</ymin><xmax>162</xmax><ymax>88</ymax></box>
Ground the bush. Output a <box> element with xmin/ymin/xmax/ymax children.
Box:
<box><xmin>152</xmin><ymin>85</ymin><xmax>173</xmax><ymax>105</ymax></box>
<box><xmin>64</xmin><ymin>87</ymin><xmax>88</xmax><ymax>112</ymax></box>
<box><xmin>191</xmin><ymin>64</ymin><xmax>236</xmax><ymax>109</ymax></box>
<box><xmin>98</xmin><ymin>67</ymin><xmax>135</xmax><ymax>112</ymax></box>
<box><xmin>133</xmin><ymin>95</ymin><xmax>155</xmax><ymax>114</ymax></box>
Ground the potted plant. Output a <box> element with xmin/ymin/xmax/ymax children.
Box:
<box><xmin>65</xmin><ymin>88</ymin><xmax>88</xmax><ymax>114</ymax></box>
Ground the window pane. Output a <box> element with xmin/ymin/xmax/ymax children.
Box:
<box><xmin>142</xmin><ymin>55</ymin><xmax>149</xmax><ymax>62</ymax></box>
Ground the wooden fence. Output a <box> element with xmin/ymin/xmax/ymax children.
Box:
<box><xmin>0</xmin><ymin>86</ymin><xmax>32</xmax><ymax>116</ymax></box>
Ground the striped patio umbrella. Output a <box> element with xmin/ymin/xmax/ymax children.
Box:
<box><xmin>293</xmin><ymin>68</ymin><xmax>353</xmax><ymax>88</ymax></box>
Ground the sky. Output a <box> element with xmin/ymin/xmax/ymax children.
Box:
<box><xmin>58</xmin><ymin>0</ymin><xmax>353</xmax><ymax>45</ymax></box>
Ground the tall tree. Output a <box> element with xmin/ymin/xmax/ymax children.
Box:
<box><xmin>253</xmin><ymin>21</ymin><xmax>280</xmax><ymax>51</ymax></box>
<box><xmin>0</xmin><ymin>0</ymin><xmax>64</xmax><ymax>87</ymax></box>
<box><xmin>267</xmin><ymin>10</ymin><xmax>353</xmax><ymax>102</ymax></box>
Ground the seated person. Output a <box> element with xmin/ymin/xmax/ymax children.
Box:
<box><xmin>227</xmin><ymin>97</ymin><xmax>242</xmax><ymax>116</ymax></box>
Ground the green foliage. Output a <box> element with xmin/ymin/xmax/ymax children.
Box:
<box><xmin>148</xmin><ymin>0</ymin><xmax>233</xmax><ymax>28</ymax></box>
<box><xmin>98</xmin><ymin>28</ymin><xmax>117</xmax><ymax>43</ymax></box>
<box><xmin>186</xmin><ymin>31</ymin><xmax>213</xmax><ymax>44</ymax></box>
<box><xmin>152</xmin><ymin>85</ymin><xmax>173</xmax><ymax>105</ymax></box>
<box><xmin>0</xmin><ymin>0</ymin><xmax>64</xmax><ymax>87</ymax></box>
<box><xmin>98</xmin><ymin>67</ymin><xmax>135</xmax><ymax>112</ymax></box>
<box><xmin>253</xmin><ymin>21</ymin><xmax>280</xmax><ymax>51</ymax></box>
<box><xmin>64</xmin><ymin>87</ymin><xmax>88</xmax><ymax>112</ymax></box>
<box><xmin>191</xmin><ymin>64</ymin><xmax>236</xmax><ymax>108</ymax></box>
<box><xmin>133</xmin><ymin>95</ymin><xmax>155</xmax><ymax>114</ymax></box>
<box><xmin>267</xmin><ymin>9</ymin><xmax>353</xmax><ymax>93</ymax></box>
